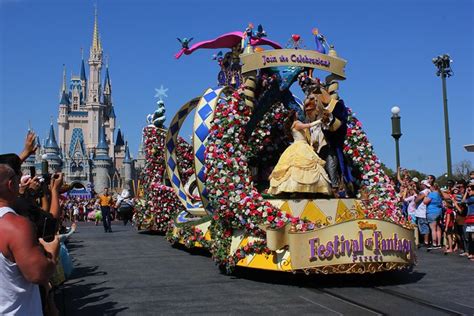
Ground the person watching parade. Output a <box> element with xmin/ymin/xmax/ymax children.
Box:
<box><xmin>0</xmin><ymin>164</ymin><xmax>59</xmax><ymax>315</ymax></box>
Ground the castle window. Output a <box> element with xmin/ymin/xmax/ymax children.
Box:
<box><xmin>73</xmin><ymin>103</ymin><xmax>78</xmax><ymax>110</ymax></box>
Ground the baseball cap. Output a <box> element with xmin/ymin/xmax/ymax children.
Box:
<box><xmin>0</xmin><ymin>153</ymin><xmax>22</xmax><ymax>175</ymax></box>
<box><xmin>421</xmin><ymin>180</ymin><xmax>431</xmax><ymax>188</ymax></box>
<box><xmin>412</xmin><ymin>177</ymin><xmax>419</xmax><ymax>183</ymax></box>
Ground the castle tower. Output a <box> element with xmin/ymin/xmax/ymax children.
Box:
<box><xmin>103</xmin><ymin>63</ymin><xmax>116</xmax><ymax>158</ymax></box>
<box><xmin>103</xmin><ymin>64</ymin><xmax>112</xmax><ymax>106</ymax></box>
<box><xmin>93</xmin><ymin>125</ymin><xmax>111</xmax><ymax>193</ymax></box>
<box><xmin>135</xmin><ymin>134</ymin><xmax>146</xmax><ymax>171</ymax></box>
<box><xmin>35</xmin><ymin>135</ymin><xmax>42</xmax><ymax>163</ymax></box>
<box><xmin>20</xmin><ymin>5</ymin><xmax>137</xmax><ymax>193</ymax></box>
<box><xmin>44</xmin><ymin>123</ymin><xmax>62</xmax><ymax>173</ymax></box>
<box><xmin>123</xmin><ymin>141</ymin><xmax>132</xmax><ymax>190</ymax></box>
<box><xmin>80</xmin><ymin>50</ymin><xmax>87</xmax><ymax>100</ymax></box>
<box><xmin>58</xmin><ymin>65</ymin><xmax>70</xmax><ymax>153</ymax></box>
<box><xmin>86</xmin><ymin>7</ymin><xmax>103</xmax><ymax>150</ymax></box>
<box><xmin>107</xmin><ymin>106</ymin><xmax>116</xmax><ymax>159</ymax></box>
<box><xmin>114</xmin><ymin>127</ymin><xmax>125</xmax><ymax>168</ymax></box>
<box><xmin>22</xmin><ymin>155</ymin><xmax>36</xmax><ymax>176</ymax></box>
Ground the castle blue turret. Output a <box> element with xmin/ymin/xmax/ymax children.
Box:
<box><xmin>115</xmin><ymin>128</ymin><xmax>124</xmax><ymax>147</ymax></box>
<box><xmin>45</xmin><ymin>123</ymin><xmax>59</xmax><ymax>149</ymax></box>
<box><xmin>44</xmin><ymin>123</ymin><xmax>62</xmax><ymax>172</ymax></box>
<box><xmin>93</xmin><ymin>125</ymin><xmax>111</xmax><ymax>193</ymax></box>
<box><xmin>123</xmin><ymin>142</ymin><xmax>131</xmax><ymax>164</ymax></box>
<box><xmin>80</xmin><ymin>57</ymin><xmax>87</xmax><ymax>82</ymax></box>
<box><xmin>123</xmin><ymin>141</ymin><xmax>132</xmax><ymax>190</ymax></box>
<box><xmin>95</xmin><ymin>125</ymin><xmax>111</xmax><ymax>159</ymax></box>
<box><xmin>103</xmin><ymin>66</ymin><xmax>112</xmax><ymax>106</ymax></box>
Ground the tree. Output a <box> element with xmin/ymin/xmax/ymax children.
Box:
<box><xmin>454</xmin><ymin>160</ymin><xmax>472</xmax><ymax>180</ymax></box>
<box><xmin>380</xmin><ymin>163</ymin><xmax>395</xmax><ymax>178</ymax></box>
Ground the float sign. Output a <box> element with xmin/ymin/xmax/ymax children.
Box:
<box><xmin>288</xmin><ymin>219</ymin><xmax>415</xmax><ymax>270</ymax></box>
<box><xmin>240</xmin><ymin>49</ymin><xmax>347</xmax><ymax>78</ymax></box>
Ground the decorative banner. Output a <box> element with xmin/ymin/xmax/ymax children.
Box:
<box><xmin>164</xmin><ymin>97</ymin><xmax>203</xmax><ymax>214</ymax></box>
<box><xmin>284</xmin><ymin>219</ymin><xmax>414</xmax><ymax>270</ymax></box>
<box><xmin>240</xmin><ymin>49</ymin><xmax>347</xmax><ymax>78</ymax></box>
<box><xmin>192</xmin><ymin>86</ymin><xmax>231</xmax><ymax>214</ymax></box>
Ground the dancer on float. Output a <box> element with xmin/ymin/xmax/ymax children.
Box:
<box><xmin>268</xmin><ymin>109</ymin><xmax>331</xmax><ymax>196</ymax></box>
<box><xmin>299</xmin><ymin>73</ymin><xmax>354</xmax><ymax>196</ymax></box>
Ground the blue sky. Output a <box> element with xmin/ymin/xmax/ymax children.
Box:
<box><xmin>1</xmin><ymin>0</ymin><xmax>472</xmax><ymax>176</ymax></box>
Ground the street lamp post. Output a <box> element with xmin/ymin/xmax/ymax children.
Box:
<box><xmin>391</xmin><ymin>106</ymin><xmax>402</xmax><ymax>170</ymax></box>
<box><xmin>432</xmin><ymin>54</ymin><xmax>453</xmax><ymax>178</ymax></box>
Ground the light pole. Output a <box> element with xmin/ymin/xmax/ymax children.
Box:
<box><xmin>432</xmin><ymin>54</ymin><xmax>453</xmax><ymax>178</ymax></box>
<box><xmin>391</xmin><ymin>106</ymin><xmax>402</xmax><ymax>170</ymax></box>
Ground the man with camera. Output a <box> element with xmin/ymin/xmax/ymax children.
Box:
<box><xmin>0</xmin><ymin>163</ymin><xmax>60</xmax><ymax>315</ymax></box>
<box><xmin>0</xmin><ymin>131</ymin><xmax>67</xmax><ymax>315</ymax></box>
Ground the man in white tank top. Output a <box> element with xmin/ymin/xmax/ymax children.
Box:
<box><xmin>0</xmin><ymin>164</ymin><xmax>59</xmax><ymax>316</ymax></box>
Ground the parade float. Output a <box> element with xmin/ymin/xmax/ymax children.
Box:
<box><xmin>135</xmin><ymin>24</ymin><xmax>415</xmax><ymax>274</ymax></box>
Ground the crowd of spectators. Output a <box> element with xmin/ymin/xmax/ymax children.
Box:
<box><xmin>0</xmin><ymin>130</ymin><xmax>471</xmax><ymax>314</ymax></box>
<box><xmin>396</xmin><ymin>167</ymin><xmax>474</xmax><ymax>262</ymax></box>
<box><xmin>0</xmin><ymin>131</ymin><xmax>136</xmax><ymax>315</ymax></box>
<box><xmin>61</xmin><ymin>188</ymin><xmax>134</xmax><ymax>230</ymax></box>
<box><xmin>0</xmin><ymin>131</ymin><xmax>76</xmax><ymax>315</ymax></box>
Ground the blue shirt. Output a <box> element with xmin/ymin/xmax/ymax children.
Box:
<box><xmin>466</xmin><ymin>196</ymin><xmax>474</xmax><ymax>217</ymax></box>
<box><xmin>426</xmin><ymin>191</ymin><xmax>443</xmax><ymax>215</ymax></box>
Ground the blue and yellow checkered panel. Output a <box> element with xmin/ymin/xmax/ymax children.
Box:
<box><xmin>192</xmin><ymin>87</ymin><xmax>230</xmax><ymax>214</ymax></box>
<box><xmin>164</xmin><ymin>98</ymin><xmax>202</xmax><ymax>210</ymax></box>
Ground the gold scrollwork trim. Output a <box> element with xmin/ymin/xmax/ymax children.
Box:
<box><xmin>281</xmin><ymin>257</ymin><xmax>291</xmax><ymax>268</ymax></box>
<box><xmin>300</xmin><ymin>262</ymin><xmax>411</xmax><ymax>275</ymax></box>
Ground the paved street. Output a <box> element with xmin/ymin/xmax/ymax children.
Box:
<box><xmin>56</xmin><ymin>222</ymin><xmax>474</xmax><ymax>315</ymax></box>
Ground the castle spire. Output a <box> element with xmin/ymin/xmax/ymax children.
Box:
<box><xmin>44</xmin><ymin>123</ymin><xmax>59</xmax><ymax>149</ymax></box>
<box><xmin>124</xmin><ymin>142</ymin><xmax>132</xmax><ymax>163</ymax></box>
<box><xmin>80</xmin><ymin>48</ymin><xmax>87</xmax><ymax>81</ymax></box>
<box><xmin>115</xmin><ymin>128</ymin><xmax>124</xmax><ymax>146</ymax></box>
<box><xmin>60</xmin><ymin>90</ymin><xmax>69</xmax><ymax>105</ymax></box>
<box><xmin>91</xmin><ymin>6</ymin><xmax>102</xmax><ymax>53</ymax></box>
<box><xmin>61</xmin><ymin>64</ymin><xmax>67</xmax><ymax>93</ymax></box>
<box><xmin>104</xmin><ymin>65</ymin><xmax>111</xmax><ymax>92</ymax></box>
<box><xmin>59</xmin><ymin>65</ymin><xmax>69</xmax><ymax>105</ymax></box>
<box><xmin>96</xmin><ymin>124</ymin><xmax>108</xmax><ymax>151</ymax></box>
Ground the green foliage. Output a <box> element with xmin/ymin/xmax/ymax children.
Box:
<box><xmin>380</xmin><ymin>163</ymin><xmax>395</xmax><ymax>178</ymax></box>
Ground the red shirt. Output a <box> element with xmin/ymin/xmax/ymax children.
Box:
<box><xmin>444</xmin><ymin>208</ymin><xmax>455</xmax><ymax>228</ymax></box>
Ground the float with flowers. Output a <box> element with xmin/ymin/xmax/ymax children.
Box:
<box><xmin>139</xmin><ymin>24</ymin><xmax>415</xmax><ymax>274</ymax></box>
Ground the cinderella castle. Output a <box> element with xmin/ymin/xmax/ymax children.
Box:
<box><xmin>22</xmin><ymin>9</ymin><xmax>145</xmax><ymax>195</ymax></box>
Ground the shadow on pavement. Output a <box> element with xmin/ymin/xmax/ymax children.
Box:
<box><xmin>171</xmin><ymin>243</ymin><xmax>213</xmax><ymax>258</ymax></box>
<box><xmin>65</xmin><ymin>243</ymin><xmax>84</xmax><ymax>251</ymax></box>
<box><xmin>138</xmin><ymin>230</ymin><xmax>165</xmax><ymax>236</ymax></box>
<box><xmin>55</xmin><ymin>264</ymin><xmax>127</xmax><ymax>316</ymax></box>
<box><xmin>71</xmin><ymin>265</ymin><xmax>108</xmax><ymax>278</ymax></box>
<box><xmin>231</xmin><ymin>266</ymin><xmax>425</xmax><ymax>288</ymax></box>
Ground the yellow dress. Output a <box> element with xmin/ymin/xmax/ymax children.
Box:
<box><xmin>268</xmin><ymin>126</ymin><xmax>331</xmax><ymax>195</ymax></box>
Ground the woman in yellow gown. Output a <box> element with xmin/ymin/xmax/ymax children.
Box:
<box><xmin>268</xmin><ymin>110</ymin><xmax>331</xmax><ymax>195</ymax></box>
